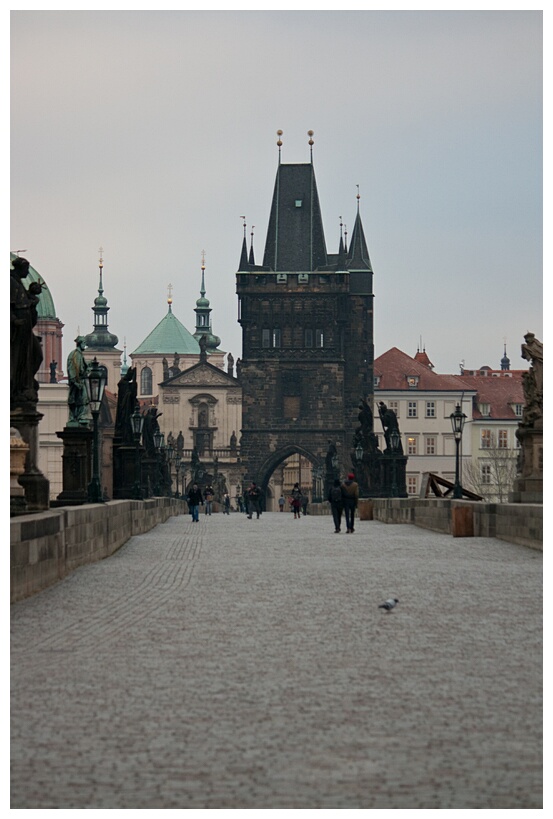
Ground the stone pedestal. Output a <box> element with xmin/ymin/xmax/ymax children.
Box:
<box><xmin>113</xmin><ymin>443</ymin><xmax>144</xmax><ymax>499</ymax></box>
<box><xmin>380</xmin><ymin>454</ymin><xmax>408</xmax><ymax>498</ymax></box>
<box><xmin>55</xmin><ymin>426</ymin><xmax>93</xmax><ymax>505</ymax></box>
<box><xmin>10</xmin><ymin>407</ymin><xmax>50</xmax><ymax>512</ymax></box>
<box><xmin>510</xmin><ymin>426</ymin><xmax>543</xmax><ymax>504</ymax></box>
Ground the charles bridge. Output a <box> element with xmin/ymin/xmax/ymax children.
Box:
<box><xmin>10</xmin><ymin>498</ymin><xmax>542</xmax><ymax>809</ymax></box>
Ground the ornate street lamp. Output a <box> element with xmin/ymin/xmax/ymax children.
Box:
<box><xmin>355</xmin><ymin>442</ymin><xmax>364</xmax><ymax>463</ymax></box>
<box><xmin>131</xmin><ymin>405</ymin><xmax>144</xmax><ymax>500</ymax></box>
<box><xmin>85</xmin><ymin>357</ymin><xmax>107</xmax><ymax>503</ymax></box>
<box><xmin>180</xmin><ymin>461</ymin><xmax>187</xmax><ymax>497</ymax></box>
<box><xmin>450</xmin><ymin>403</ymin><xmax>467</xmax><ymax>499</ymax></box>
<box><xmin>389</xmin><ymin>428</ymin><xmax>401</xmax><ymax>498</ymax></box>
<box><xmin>175</xmin><ymin>455</ymin><xmax>182</xmax><ymax>498</ymax></box>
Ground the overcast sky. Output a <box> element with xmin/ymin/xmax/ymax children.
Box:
<box><xmin>11</xmin><ymin>9</ymin><xmax>542</xmax><ymax>375</ymax></box>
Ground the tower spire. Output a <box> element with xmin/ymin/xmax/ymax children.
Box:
<box><xmin>238</xmin><ymin>216</ymin><xmax>249</xmax><ymax>270</ymax></box>
<box><xmin>249</xmin><ymin>226</ymin><xmax>255</xmax><ymax>266</ymax></box>
<box><xmin>167</xmin><ymin>282</ymin><xmax>173</xmax><ymax>313</ymax></box>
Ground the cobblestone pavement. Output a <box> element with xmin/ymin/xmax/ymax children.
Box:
<box><xmin>11</xmin><ymin>511</ymin><xmax>542</xmax><ymax>809</ymax></box>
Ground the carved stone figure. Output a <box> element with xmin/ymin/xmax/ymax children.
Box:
<box><xmin>115</xmin><ymin>366</ymin><xmax>137</xmax><ymax>444</ymax></box>
<box><xmin>176</xmin><ymin>430</ymin><xmax>184</xmax><ymax>455</ymax></box>
<box><xmin>166</xmin><ymin>430</ymin><xmax>175</xmax><ymax>449</ymax></box>
<box><xmin>162</xmin><ymin>357</ymin><xmax>169</xmax><ymax>381</ymax></box>
<box><xmin>142</xmin><ymin>407</ymin><xmax>162</xmax><ymax>457</ymax></box>
<box><xmin>230</xmin><ymin>430</ymin><xmax>237</xmax><ymax>451</ymax></box>
<box><xmin>520</xmin><ymin>332</ymin><xmax>543</xmax><ymax>427</ymax></box>
<box><xmin>378</xmin><ymin>401</ymin><xmax>401</xmax><ymax>452</ymax></box>
<box><xmin>66</xmin><ymin>336</ymin><xmax>89</xmax><ymax>426</ymax></box>
<box><xmin>172</xmin><ymin>353</ymin><xmax>181</xmax><ymax>375</ymax></box>
<box><xmin>49</xmin><ymin>361</ymin><xmax>57</xmax><ymax>383</ymax></box>
<box><xmin>10</xmin><ymin>257</ymin><xmax>44</xmax><ymax>408</ymax></box>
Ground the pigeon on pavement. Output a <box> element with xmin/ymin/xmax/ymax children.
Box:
<box><xmin>378</xmin><ymin>598</ymin><xmax>399</xmax><ymax>611</ymax></box>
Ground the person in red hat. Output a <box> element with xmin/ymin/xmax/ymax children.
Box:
<box><xmin>341</xmin><ymin>472</ymin><xmax>359</xmax><ymax>534</ymax></box>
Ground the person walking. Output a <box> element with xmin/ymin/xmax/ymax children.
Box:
<box><xmin>223</xmin><ymin>492</ymin><xmax>231</xmax><ymax>514</ymax></box>
<box><xmin>328</xmin><ymin>478</ymin><xmax>344</xmax><ymax>533</ymax></box>
<box><xmin>341</xmin><ymin>472</ymin><xmax>359</xmax><ymax>533</ymax></box>
<box><xmin>301</xmin><ymin>495</ymin><xmax>309</xmax><ymax>516</ymax></box>
<box><xmin>278</xmin><ymin>495</ymin><xmax>286</xmax><ymax>512</ymax></box>
<box><xmin>186</xmin><ymin>483</ymin><xmax>203</xmax><ymax>522</ymax></box>
<box><xmin>246</xmin><ymin>482</ymin><xmax>262</xmax><ymax>519</ymax></box>
<box><xmin>290</xmin><ymin>483</ymin><xmax>302</xmax><ymax>519</ymax></box>
<box><xmin>204</xmin><ymin>484</ymin><xmax>214</xmax><ymax>515</ymax></box>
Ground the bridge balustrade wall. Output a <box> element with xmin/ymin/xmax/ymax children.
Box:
<box><xmin>11</xmin><ymin>498</ymin><xmax>186</xmax><ymax>603</ymax></box>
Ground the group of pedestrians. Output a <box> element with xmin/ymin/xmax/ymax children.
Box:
<box><xmin>327</xmin><ymin>472</ymin><xmax>359</xmax><ymax>534</ymax></box>
<box><xmin>186</xmin><ymin>472</ymin><xmax>360</xmax><ymax>534</ymax></box>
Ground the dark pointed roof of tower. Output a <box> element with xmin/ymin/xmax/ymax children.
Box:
<box><xmin>347</xmin><ymin>204</ymin><xmax>372</xmax><ymax>271</ymax></box>
<box><xmin>238</xmin><ymin>235</ymin><xmax>249</xmax><ymax>271</ymax></box>
<box><xmin>262</xmin><ymin>162</ymin><xmax>328</xmax><ymax>271</ymax></box>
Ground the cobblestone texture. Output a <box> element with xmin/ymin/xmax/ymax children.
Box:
<box><xmin>11</xmin><ymin>511</ymin><xmax>542</xmax><ymax>809</ymax></box>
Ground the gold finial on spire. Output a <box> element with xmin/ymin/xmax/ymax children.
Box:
<box><xmin>240</xmin><ymin>216</ymin><xmax>246</xmax><ymax>238</ymax></box>
<box><xmin>167</xmin><ymin>282</ymin><xmax>173</xmax><ymax>305</ymax></box>
<box><xmin>201</xmin><ymin>249</ymin><xmax>206</xmax><ymax>271</ymax></box>
<box><xmin>308</xmin><ymin>130</ymin><xmax>314</xmax><ymax>162</ymax></box>
<box><xmin>276</xmin><ymin>129</ymin><xmax>283</xmax><ymax>147</ymax></box>
<box><xmin>98</xmin><ymin>246</ymin><xmax>104</xmax><ymax>268</ymax></box>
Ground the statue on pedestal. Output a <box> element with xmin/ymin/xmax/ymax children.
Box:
<box><xmin>114</xmin><ymin>367</ymin><xmax>137</xmax><ymax>444</ymax></box>
<box><xmin>520</xmin><ymin>332</ymin><xmax>543</xmax><ymax>428</ymax></box>
<box><xmin>66</xmin><ymin>336</ymin><xmax>89</xmax><ymax>426</ymax></box>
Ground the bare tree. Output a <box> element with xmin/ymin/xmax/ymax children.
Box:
<box><xmin>464</xmin><ymin>444</ymin><xmax>519</xmax><ymax>503</ymax></box>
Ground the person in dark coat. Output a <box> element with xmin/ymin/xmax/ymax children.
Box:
<box><xmin>328</xmin><ymin>478</ymin><xmax>344</xmax><ymax>533</ymax></box>
<box><xmin>341</xmin><ymin>473</ymin><xmax>359</xmax><ymax>534</ymax></box>
<box><xmin>186</xmin><ymin>483</ymin><xmax>203</xmax><ymax>522</ymax></box>
<box><xmin>246</xmin><ymin>482</ymin><xmax>262</xmax><ymax>519</ymax></box>
<box><xmin>290</xmin><ymin>483</ymin><xmax>303</xmax><ymax>519</ymax></box>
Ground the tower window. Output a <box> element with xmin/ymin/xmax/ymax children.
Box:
<box><xmin>305</xmin><ymin>329</ymin><xmax>313</xmax><ymax>348</ymax></box>
<box><xmin>295</xmin><ymin>199</ymin><xmax>303</xmax><ymax>208</ymax></box>
<box><xmin>141</xmin><ymin>366</ymin><xmax>152</xmax><ymax>395</ymax></box>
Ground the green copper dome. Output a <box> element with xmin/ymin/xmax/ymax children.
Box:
<box><xmin>10</xmin><ymin>253</ymin><xmax>57</xmax><ymax>319</ymax></box>
<box><xmin>131</xmin><ymin>306</ymin><xmax>200</xmax><ymax>355</ymax></box>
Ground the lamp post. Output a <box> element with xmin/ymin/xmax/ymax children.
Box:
<box><xmin>450</xmin><ymin>403</ymin><xmax>467</xmax><ymax>499</ymax></box>
<box><xmin>180</xmin><ymin>461</ymin><xmax>187</xmax><ymax>498</ymax></box>
<box><xmin>85</xmin><ymin>358</ymin><xmax>107</xmax><ymax>503</ymax></box>
<box><xmin>131</xmin><ymin>406</ymin><xmax>144</xmax><ymax>500</ymax></box>
<box><xmin>389</xmin><ymin>428</ymin><xmax>401</xmax><ymax>498</ymax></box>
<box><xmin>153</xmin><ymin>429</ymin><xmax>163</xmax><ymax>495</ymax></box>
<box><xmin>175</xmin><ymin>456</ymin><xmax>182</xmax><ymax>498</ymax></box>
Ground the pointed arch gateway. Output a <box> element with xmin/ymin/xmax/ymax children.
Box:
<box><xmin>256</xmin><ymin>444</ymin><xmax>324</xmax><ymax>510</ymax></box>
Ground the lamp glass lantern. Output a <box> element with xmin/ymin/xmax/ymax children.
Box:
<box><xmin>84</xmin><ymin>358</ymin><xmax>107</xmax><ymax>413</ymax></box>
<box><xmin>355</xmin><ymin>442</ymin><xmax>364</xmax><ymax>462</ymax></box>
<box><xmin>131</xmin><ymin>406</ymin><xmax>144</xmax><ymax>441</ymax></box>
<box><xmin>389</xmin><ymin>429</ymin><xmax>401</xmax><ymax>452</ymax></box>
<box><xmin>450</xmin><ymin>403</ymin><xmax>467</xmax><ymax>439</ymax></box>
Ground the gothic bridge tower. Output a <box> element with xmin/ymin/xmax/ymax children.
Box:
<box><xmin>236</xmin><ymin>132</ymin><xmax>375</xmax><ymax>494</ymax></box>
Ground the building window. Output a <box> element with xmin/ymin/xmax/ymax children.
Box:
<box><xmin>406</xmin><ymin>375</ymin><xmax>419</xmax><ymax>388</ymax></box>
<box><xmin>407</xmin><ymin>475</ymin><xmax>418</xmax><ymax>495</ymax></box>
<box><xmin>374</xmin><ymin>376</ymin><xmax>381</xmax><ymax>387</ymax></box>
<box><xmin>425</xmin><ymin>436</ymin><xmax>436</xmax><ymax>455</ymax></box>
<box><xmin>407</xmin><ymin>436</ymin><xmax>417</xmax><ymax>455</ymax></box>
<box><xmin>425</xmin><ymin>401</ymin><xmax>436</xmax><ymax>418</ymax></box>
<box><xmin>514</xmin><ymin>404</ymin><xmax>523</xmax><ymax>417</ymax></box>
<box><xmin>498</xmin><ymin>429</ymin><xmax>508</xmax><ymax>449</ymax></box>
<box><xmin>262</xmin><ymin>329</ymin><xmax>271</xmax><ymax>348</ymax></box>
<box><xmin>315</xmin><ymin>329</ymin><xmax>324</xmax><ymax>348</ymax></box>
<box><xmin>408</xmin><ymin>401</ymin><xmax>418</xmax><ymax>418</ymax></box>
<box><xmin>481</xmin><ymin>429</ymin><xmax>493</xmax><ymax>449</ymax></box>
<box><xmin>283</xmin><ymin>395</ymin><xmax>301</xmax><ymax>420</ymax></box>
<box><xmin>481</xmin><ymin>464</ymin><xmax>492</xmax><ymax>484</ymax></box>
<box><xmin>479</xmin><ymin>403</ymin><xmax>491</xmax><ymax>417</ymax></box>
<box><xmin>262</xmin><ymin>328</ymin><xmax>281</xmax><ymax>348</ymax></box>
<box><xmin>304</xmin><ymin>329</ymin><xmax>313</xmax><ymax>348</ymax></box>
<box><xmin>273</xmin><ymin>328</ymin><xmax>281</xmax><ymax>348</ymax></box>
<box><xmin>141</xmin><ymin>366</ymin><xmax>152</xmax><ymax>395</ymax></box>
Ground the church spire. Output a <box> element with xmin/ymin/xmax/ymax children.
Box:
<box><xmin>193</xmin><ymin>252</ymin><xmax>221</xmax><ymax>351</ymax></box>
<box><xmin>248</xmin><ymin>226</ymin><xmax>255</xmax><ymax>265</ymax></box>
<box><xmin>84</xmin><ymin>248</ymin><xmax>119</xmax><ymax>351</ymax></box>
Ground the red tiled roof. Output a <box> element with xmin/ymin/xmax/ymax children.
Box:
<box><xmin>455</xmin><ymin>373</ymin><xmax>524</xmax><ymax>420</ymax></box>
<box><xmin>374</xmin><ymin>348</ymin><xmax>468</xmax><ymax>391</ymax></box>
